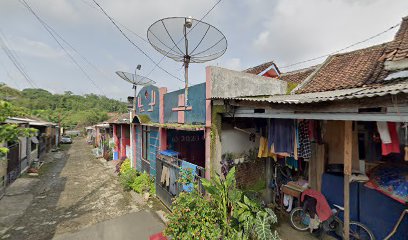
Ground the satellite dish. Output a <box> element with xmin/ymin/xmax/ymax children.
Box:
<box><xmin>116</xmin><ymin>66</ymin><xmax>157</xmax><ymax>112</ymax></box>
<box><xmin>147</xmin><ymin>16</ymin><xmax>227</xmax><ymax>106</ymax></box>
<box><xmin>115</xmin><ymin>71</ymin><xmax>156</xmax><ymax>86</ymax></box>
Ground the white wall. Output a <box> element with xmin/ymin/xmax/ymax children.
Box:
<box><xmin>19</xmin><ymin>137</ymin><xmax>27</xmax><ymax>159</ymax></box>
<box><xmin>221</xmin><ymin>123</ymin><xmax>259</xmax><ymax>155</ymax></box>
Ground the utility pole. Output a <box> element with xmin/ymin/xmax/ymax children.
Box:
<box><xmin>115</xmin><ymin>65</ymin><xmax>155</xmax><ymax>170</ymax></box>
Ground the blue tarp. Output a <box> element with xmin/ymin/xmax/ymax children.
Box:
<box><xmin>368</xmin><ymin>163</ymin><xmax>408</xmax><ymax>204</ymax></box>
<box><xmin>159</xmin><ymin>150</ymin><xmax>179</xmax><ymax>157</ymax></box>
<box><xmin>322</xmin><ymin>173</ymin><xmax>408</xmax><ymax>239</ymax></box>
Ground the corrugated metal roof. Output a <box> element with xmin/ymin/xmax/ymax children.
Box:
<box><xmin>217</xmin><ymin>81</ymin><xmax>408</xmax><ymax>104</ymax></box>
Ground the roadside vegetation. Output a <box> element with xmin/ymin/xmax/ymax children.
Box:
<box><xmin>164</xmin><ymin>167</ymin><xmax>280</xmax><ymax>240</ymax></box>
<box><xmin>119</xmin><ymin>159</ymin><xmax>155</xmax><ymax>196</ymax></box>
<box><xmin>0</xmin><ymin>100</ymin><xmax>37</xmax><ymax>155</ymax></box>
<box><xmin>0</xmin><ymin>83</ymin><xmax>127</xmax><ymax>129</ymax></box>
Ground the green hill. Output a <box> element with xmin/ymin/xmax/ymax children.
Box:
<box><xmin>0</xmin><ymin>84</ymin><xmax>127</xmax><ymax>129</ymax></box>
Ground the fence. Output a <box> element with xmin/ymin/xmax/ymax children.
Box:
<box><xmin>7</xmin><ymin>143</ymin><xmax>20</xmax><ymax>185</ymax></box>
<box><xmin>156</xmin><ymin>153</ymin><xmax>205</xmax><ymax>209</ymax></box>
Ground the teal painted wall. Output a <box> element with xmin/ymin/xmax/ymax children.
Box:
<box><xmin>136</xmin><ymin>85</ymin><xmax>160</xmax><ymax>123</ymax></box>
<box><xmin>163</xmin><ymin>82</ymin><xmax>206</xmax><ymax>124</ymax></box>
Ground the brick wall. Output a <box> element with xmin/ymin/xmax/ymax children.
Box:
<box><xmin>235</xmin><ymin>159</ymin><xmax>266</xmax><ymax>190</ymax></box>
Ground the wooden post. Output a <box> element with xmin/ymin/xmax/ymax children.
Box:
<box><xmin>343</xmin><ymin>121</ymin><xmax>353</xmax><ymax>240</ymax></box>
<box><xmin>265</xmin><ymin>119</ymin><xmax>273</xmax><ymax>204</ymax></box>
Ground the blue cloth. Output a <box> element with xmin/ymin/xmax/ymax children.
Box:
<box><xmin>285</xmin><ymin>157</ymin><xmax>298</xmax><ymax>171</ymax></box>
<box><xmin>159</xmin><ymin>150</ymin><xmax>179</xmax><ymax>157</ymax></box>
<box><xmin>268</xmin><ymin>119</ymin><xmax>295</xmax><ymax>154</ymax></box>
<box><xmin>359</xmin><ymin>184</ymin><xmax>408</xmax><ymax>240</ymax></box>
<box><xmin>181</xmin><ymin>161</ymin><xmax>197</xmax><ymax>192</ymax></box>
<box><xmin>369</xmin><ymin>163</ymin><xmax>408</xmax><ymax>204</ymax></box>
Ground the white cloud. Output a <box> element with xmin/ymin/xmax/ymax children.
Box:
<box><xmin>250</xmin><ymin>0</ymin><xmax>408</xmax><ymax>71</ymax></box>
<box><xmin>224</xmin><ymin>58</ymin><xmax>242</xmax><ymax>70</ymax></box>
<box><xmin>6</xmin><ymin>35</ymin><xmax>66</xmax><ymax>59</ymax></box>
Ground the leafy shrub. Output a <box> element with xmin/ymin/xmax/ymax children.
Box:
<box><xmin>164</xmin><ymin>188</ymin><xmax>222</xmax><ymax>239</ymax></box>
<box><xmin>119</xmin><ymin>168</ymin><xmax>139</xmax><ymax>191</ymax></box>
<box><xmin>165</xmin><ymin>167</ymin><xmax>280</xmax><ymax>240</ymax></box>
<box><xmin>130</xmin><ymin>171</ymin><xmax>154</xmax><ymax>195</ymax></box>
<box><xmin>120</xmin><ymin>159</ymin><xmax>131</xmax><ymax>174</ymax></box>
<box><xmin>118</xmin><ymin>161</ymin><xmax>155</xmax><ymax>196</ymax></box>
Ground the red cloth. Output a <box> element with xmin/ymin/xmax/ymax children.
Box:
<box><xmin>381</xmin><ymin>122</ymin><xmax>400</xmax><ymax>155</ymax></box>
<box><xmin>149</xmin><ymin>232</ymin><xmax>167</xmax><ymax>240</ymax></box>
<box><xmin>301</xmin><ymin>189</ymin><xmax>333</xmax><ymax>222</ymax></box>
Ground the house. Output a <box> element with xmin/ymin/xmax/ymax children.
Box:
<box><xmin>0</xmin><ymin>117</ymin><xmax>57</xmax><ymax>197</ymax></box>
<box><xmin>207</xmin><ymin>16</ymin><xmax>408</xmax><ymax>240</ymax></box>
<box><xmin>109</xmin><ymin>113</ymin><xmax>131</xmax><ymax>161</ymax></box>
<box><xmin>129</xmin><ymin>83</ymin><xmax>208</xmax><ymax>207</ymax></box>
<box><xmin>2</xmin><ymin>118</ymin><xmax>31</xmax><ymax>186</ymax></box>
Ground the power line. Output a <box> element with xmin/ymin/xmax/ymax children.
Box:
<box><xmin>19</xmin><ymin>0</ymin><xmax>106</xmax><ymax>95</ymax></box>
<box><xmin>142</xmin><ymin>0</ymin><xmax>223</xmax><ymax>81</ymax></box>
<box><xmin>0</xmin><ymin>32</ymin><xmax>37</xmax><ymax>88</ymax></box>
<box><xmin>41</xmin><ymin>19</ymin><xmax>114</xmax><ymax>83</ymax></box>
<box><xmin>79</xmin><ymin>0</ymin><xmax>150</xmax><ymax>45</ymax></box>
<box><xmin>0</xmin><ymin>56</ymin><xmax>22</xmax><ymax>89</ymax></box>
<box><xmin>91</xmin><ymin>0</ymin><xmax>184</xmax><ymax>82</ymax></box>
<box><xmin>281</xmin><ymin>23</ymin><xmax>401</xmax><ymax>69</ymax></box>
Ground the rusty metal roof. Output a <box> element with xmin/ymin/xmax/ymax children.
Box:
<box><xmin>217</xmin><ymin>80</ymin><xmax>408</xmax><ymax>104</ymax></box>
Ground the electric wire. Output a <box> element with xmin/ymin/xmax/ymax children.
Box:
<box><xmin>0</xmin><ymin>32</ymin><xmax>37</xmax><ymax>88</ymax></box>
<box><xmin>41</xmin><ymin>19</ymin><xmax>114</xmax><ymax>83</ymax></box>
<box><xmin>19</xmin><ymin>0</ymin><xmax>106</xmax><ymax>95</ymax></box>
<box><xmin>91</xmin><ymin>0</ymin><xmax>184</xmax><ymax>82</ymax></box>
<box><xmin>0</xmin><ymin>55</ymin><xmax>22</xmax><ymax>89</ymax></box>
<box><xmin>79</xmin><ymin>0</ymin><xmax>150</xmax><ymax>45</ymax></box>
<box><xmin>281</xmin><ymin>23</ymin><xmax>401</xmax><ymax>69</ymax></box>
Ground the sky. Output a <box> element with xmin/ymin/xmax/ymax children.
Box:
<box><xmin>0</xmin><ymin>0</ymin><xmax>407</xmax><ymax>100</ymax></box>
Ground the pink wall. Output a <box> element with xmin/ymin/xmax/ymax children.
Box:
<box><xmin>159</xmin><ymin>87</ymin><xmax>168</xmax><ymax>151</ymax></box>
<box><xmin>205</xmin><ymin>66</ymin><xmax>212</xmax><ymax>180</ymax></box>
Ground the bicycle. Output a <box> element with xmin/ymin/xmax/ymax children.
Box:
<box><xmin>290</xmin><ymin>204</ymin><xmax>375</xmax><ymax>240</ymax></box>
<box><xmin>269</xmin><ymin>161</ymin><xmax>292</xmax><ymax>210</ymax></box>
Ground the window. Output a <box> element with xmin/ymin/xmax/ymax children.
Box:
<box><xmin>142</xmin><ymin>126</ymin><xmax>150</xmax><ymax>160</ymax></box>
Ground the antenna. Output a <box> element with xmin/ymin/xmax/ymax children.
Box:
<box><xmin>147</xmin><ymin>17</ymin><xmax>227</xmax><ymax>107</ymax></box>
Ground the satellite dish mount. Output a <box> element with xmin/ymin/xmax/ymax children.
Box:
<box><xmin>148</xmin><ymin>16</ymin><xmax>227</xmax><ymax>107</ymax></box>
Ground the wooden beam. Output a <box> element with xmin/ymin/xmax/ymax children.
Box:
<box><xmin>343</xmin><ymin>121</ymin><xmax>353</xmax><ymax>240</ymax></box>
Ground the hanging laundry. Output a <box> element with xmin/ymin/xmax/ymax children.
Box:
<box><xmin>258</xmin><ymin>137</ymin><xmax>269</xmax><ymax>158</ymax></box>
<box><xmin>382</xmin><ymin>122</ymin><xmax>401</xmax><ymax>156</ymax></box>
<box><xmin>169</xmin><ymin>168</ymin><xmax>177</xmax><ymax>195</ymax></box>
<box><xmin>283</xmin><ymin>194</ymin><xmax>294</xmax><ymax>212</ymax></box>
<box><xmin>298</xmin><ymin>120</ymin><xmax>312</xmax><ymax>160</ymax></box>
<box><xmin>294</xmin><ymin>123</ymin><xmax>299</xmax><ymax>160</ymax></box>
<box><xmin>268</xmin><ymin>119</ymin><xmax>295</xmax><ymax>154</ymax></box>
<box><xmin>160</xmin><ymin>165</ymin><xmax>170</xmax><ymax>187</ymax></box>
<box><xmin>366</xmin><ymin>123</ymin><xmax>382</xmax><ymax>162</ymax></box>
<box><xmin>377</xmin><ymin>122</ymin><xmax>392</xmax><ymax>144</ymax></box>
<box><xmin>286</xmin><ymin>156</ymin><xmax>298</xmax><ymax>171</ymax></box>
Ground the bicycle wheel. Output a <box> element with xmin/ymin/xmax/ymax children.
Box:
<box><xmin>349</xmin><ymin>221</ymin><xmax>375</xmax><ymax>240</ymax></box>
<box><xmin>290</xmin><ymin>207</ymin><xmax>310</xmax><ymax>231</ymax></box>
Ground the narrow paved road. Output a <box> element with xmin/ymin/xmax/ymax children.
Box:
<box><xmin>1</xmin><ymin>138</ymin><xmax>164</xmax><ymax>240</ymax></box>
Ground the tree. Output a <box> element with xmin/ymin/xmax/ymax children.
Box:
<box><xmin>0</xmin><ymin>101</ymin><xmax>37</xmax><ymax>155</ymax></box>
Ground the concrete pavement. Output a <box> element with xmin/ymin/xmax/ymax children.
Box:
<box><xmin>53</xmin><ymin>210</ymin><xmax>164</xmax><ymax>240</ymax></box>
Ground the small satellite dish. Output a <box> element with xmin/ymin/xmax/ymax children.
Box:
<box><xmin>147</xmin><ymin>16</ymin><xmax>227</xmax><ymax>106</ymax></box>
<box><xmin>115</xmin><ymin>71</ymin><xmax>156</xmax><ymax>86</ymax></box>
<box><xmin>116</xmin><ymin>66</ymin><xmax>157</xmax><ymax>111</ymax></box>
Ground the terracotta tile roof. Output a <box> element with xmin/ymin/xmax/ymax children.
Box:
<box><xmin>385</xmin><ymin>16</ymin><xmax>408</xmax><ymax>61</ymax></box>
<box><xmin>297</xmin><ymin>44</ymin><xmax>388</xmax><ymax>93</ymax></box>
<box><xmin>280</xmin><ymin>65</ymin><xmax>318</xmax><ymax>84</ymax></box>
<box><xmin>244</xmin><ymin>61</ymin><xmax>280</xmax><ymax>75</ymax></box>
